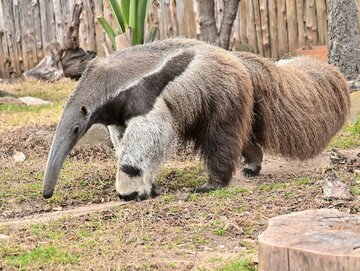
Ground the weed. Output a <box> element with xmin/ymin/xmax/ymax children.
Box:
<box><xmin>330</xmin><ymin>115</ymin><xmax>360</xmax><ymax>148</ymax></box>
<box><xmin>218</xmin><ymin>257</ymin><xmax>257</xmax><ymax>271</ymax></box>
<box><xmin>4</xmin><ymin>245</ymin><xmax>79</xmax><ymax>268</ymax></box>
<box><xmin>293</xmin><ymin>177</ymin><xmax>312</xmax><ymax>186</ymax></box>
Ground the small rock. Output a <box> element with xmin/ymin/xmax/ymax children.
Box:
<box><xmin>18</xmin><ymin>96</ymin><xmax>51</xmax><ymax>106</ymax></box>
<box><xmin>12</xmin><ymin>151</ymin><xmax>26</xmax><ymax>162</ymax></box>
<box><xmin>52</xmin><ymin>206</ymin><xmax>63</xmax><ymax>211</ymax></box>
<box><xmin>218</xmin><ymin>245</ymin><xmax>225</xmax><ymax>250</ymax></box>
<box><xmin>79</xmin><ymin>124</ymin><xmax>112</xmax><ymax>146</ymax></box>
<box><xmin>202</xmin><ymin>246</ymin><xmax>213</xmax><ymax>251</ymax></box>
<box><xmin>323</xmin><ymin>172</ymin><xmax>353</xmax><ymax>200</ymax></box>
<box><xmin>0</xmin><ymin>234</ymin><xmax>9</xmax><ymax>240</ymax></box>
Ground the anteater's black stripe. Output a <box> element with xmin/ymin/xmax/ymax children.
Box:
<box><xmin>100</xmin><ymin>50</ymin><xmax>195</xmax><ymax>126</ymax></box>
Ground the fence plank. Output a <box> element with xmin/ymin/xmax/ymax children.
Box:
<box><xmin>268</xmin><ymin>0</ymin><xmax>278</xmax><ymax>58</ymax></box>
<box><xmin>184</xmin><ymin>0</ymin><xmax>196</xmax><ymax>38</ymax></box>
<box><xmin>253</xmin><ymin>0</ymin><xmax>263</xmax><ymax>55</ymax></box>
<box><xmin>27</xmin><ymin>0</ymin><xmax>38</xmax><ymax>68</ymax></box>
<box><xmin>170</xmin><ymin>0</ymin><xmax>179</xmax><ymax>37</ymax></box>
<box><xmin>260</xmin><ymin>0</ymin><xmax>271</xmax><ymax>57</ymax></box>
<box><xmin>315</xmin><ymin>0</ymin><xmax>327</xmax><ymax>45</ymax></box>
<box><xmin>0</xmin><ymin>0</ymin><xmax>7</xmax><ymax>78</ymax></box>
<box><xmin>296</xmin><ymin>0</ymin><xmax>305</xmax><ymax>48</ymax></box>
<box><xmin>239</xmin><ymin>0</ymin><xmax>247</xmax><ymax>45</ymax></box>
<box><xmin>286</xmin><ymin>0</ymin><xmax>298</xmax><ymax>53</ymax></box>
<box><xmin>45</xmin><ymin>0</ymin><xmax>56</xmax><ymax>44</ymax></box>
<box><xmin>33</xmin><ymin>0</ymin><xmax>44</xmax><ymax>62</ymax></box>
<box><xmin>53</xmin><ymin>0</ymin><xmax>64</xmax><ymax>45</ymax></box>
<box><xmin>305</xmin><ymin>0</ymin><xmax>318</xmax><ymax>45</ymax></box>
<box><xmin>80</xmin><ymin>0</ymin><xmax>96</xmax><ymax>52</ymax></box>
<box><xmin>277</xmin><ymin>0</ymin><xmax>289</xmax><ymax>56</ymax></box>
<box><xmin>93</xmin><ymin>0</ymin><xmax>105</xmax><ymax>56</ymax></box>
<box><xmin>246</xmin><ymin>0</ymin><xmax>257</xmax><ymax>53</ymax></box>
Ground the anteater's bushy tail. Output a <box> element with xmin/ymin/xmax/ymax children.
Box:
<box><xmin>235</xmin><ymin>52</ymin><xmax>350</xmax><ymax>159</ymax></box>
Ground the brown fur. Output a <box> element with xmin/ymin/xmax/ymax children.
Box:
<box><xmin>235</xmin><ymin>52</ymin><xmax>350</xmax><ymax>160</ymax></box>
<box><xmin>160</xmin><ymin>43</ymin><xmax>254</xmax><ymax>186</ymax></box>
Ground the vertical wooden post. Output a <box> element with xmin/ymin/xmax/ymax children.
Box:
<box><xmin>33</xmin><ymin>1</ymin><xmax>44</xmax><ymax>63</ymax></box>
<box><xmin>93</xmin><ymin>0</ymin><xmax>105</xmax><ymax>56</ymax></box>
<box><xmin>268</xmin><ymin>0</ymin><xmax>278</xmax><ymax>58</ymax></box>
<box><xmin>239</xmin><ymin>1</ymin><xmax>247</xmax><ymax>46</ymax></box>
<box><xmin>253</xmin><ymin>0</ymin><xmax>264</xmax><ymax>55</ymax></box>
<box><xmin>315</xmin><ymin>0</ymin><xmax>327</xmax><ymax>45</ymax></box>
<box><xmin>260</xmin><ymin>0</ymin><xmax>271</xmax><ymax>57</ymax></box>
<box><xmin>277</xmin><ymin>0</ymin><xmax>288</xmax><ymax>57</ymax></box>
<box><xmin>296</xmin><ymin>0</ymin><xmax>305</xmax><ymax>48</ymax></box>
<box><xmin>246</xmin><ymin>0</ymin><xmax>257</xmax><ymax>53</ymax></box>
<box><xmin>286</xmin><ymin>0</ymin><xmax>298</xmax><ymax>53</ymax></box>
<box><xmin>184</xmin><ymin>0</ymin><xmax>197</xmax><ymax>38</ymax></box>
<box><xmin>305</xmin><ymin>0</ymin><xmax>318</xmax><ymax>45</ymax></box>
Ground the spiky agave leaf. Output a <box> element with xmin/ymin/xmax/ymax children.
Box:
<box><xmin>120</xmin><ymin>0</ymin><xmax>130</xmax><ymax>27</ymax></box>
<box><xmin>97</xmin><ymin>16</ymin><xmax>117</xmax><ymax>48</ymax></box>
<box><xmin>129</xmin><ymin>0</ymin><xmax>139</xmax><ymax>44</ymax></box>
<box><xmin>137</xmin><ymin>0</ymin><xmax>148</xmax><ymax>44</ymax></box>
<box><xmin>108</xmin><ymin>0</ymin><xmax>125</xmax><ymax>33</ymax></box>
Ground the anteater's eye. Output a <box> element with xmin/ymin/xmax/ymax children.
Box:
<box><xmin>80</xmin><ymin>106</ymin><xmax>89</xmax><ymax>116</ymax></box>
<box><xmin>73</xmin><ymin>126</ymin><xmax>80</xmax><ymax>135</ymax></box>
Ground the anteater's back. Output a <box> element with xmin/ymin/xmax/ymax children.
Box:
<box><xmin>235</xmin><ymin>52</ymin><xmax>350</xmax><ymax>159</ymax></box>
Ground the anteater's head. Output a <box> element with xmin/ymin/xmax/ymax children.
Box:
<box><xmin>42</xmin><ymin>62</ymin><xmax>108</xmax><ymax>198</ymax></box>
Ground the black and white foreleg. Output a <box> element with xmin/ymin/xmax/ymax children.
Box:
<box><xmin>116</xmin><ymin>101</ymin><xmax>178</xmax><ymax>201</ymax></box>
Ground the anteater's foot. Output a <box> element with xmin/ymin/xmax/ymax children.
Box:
<box><xmin>117</xmin><ymin>185</ymin><xmax>158</xmax><ymax>202</ymax></box>
<box><xmin>116</xmin><ymin>170</ymin><xmax>157</xmax><ymax>202</ymax></box>
<box><xmin>242</xmin><ymin>165</ymin><xmax>261</xmax><ymax>178</ymax></box>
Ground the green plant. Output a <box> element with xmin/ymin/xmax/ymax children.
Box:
<box><xmin>98</xmin><ymin>0</ymin><xmax>158</xmax><ymax>48</ymax></box>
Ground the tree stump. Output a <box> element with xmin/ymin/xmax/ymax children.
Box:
<box><xmin>259</xmin><ymin>209</ymin><xmax>360</xmax><ymax>271</ymax></box>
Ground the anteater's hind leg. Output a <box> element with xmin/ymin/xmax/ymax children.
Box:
<box><xmin>242</xmin><ymin>142</ymin><xmax>263</xmax><ymax>177</ymax></box>
<box><xmin>195</xmin><ymin>131</ymin><xmax>242</xmax><ymax>193</ymax></box>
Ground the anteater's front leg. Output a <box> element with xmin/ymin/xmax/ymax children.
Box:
<box><xmin>115</xmin><ymin>110</ymin><xmax>177</xmax><ymax>201</ymax></box>
<box><xmin>194</xmin><ymin>128</ymin><xmax>243</xmax><ymax>193</ymax></box>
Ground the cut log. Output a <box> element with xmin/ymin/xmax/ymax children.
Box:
<box><xmin>259</xmin><ymin>209</ymin><xmax>360</xmax><ymax>271</ymax></box>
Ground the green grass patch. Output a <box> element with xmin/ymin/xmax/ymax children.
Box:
<box><xmin>0</xmin><ymin>103</ymin><xmax>55</xmax><ymax>113</ymax></box>
<box><xmin>257</xmin><ymin>183</ymin><xmax>287</xmax><ymax>191</ymax></box>
<box><xmin>1</xmin><ymin>79</ymin><xmax>75</xmax><ymax>102</ymax></box>
<box><xmin>293</xmin><ymin>177</ymin><xmax>312</xmax><ymax>186</ymax></box>
<box><xmin>4</xmin><ymin>245</ymin><xmax>79</xmax><ymax>268</ymax></box>
<box><xmin>351</xmin><ymin>186</ymin><xmax>360</xmax><ymax>196</ymax></box>
<box><xmin>209</xmin><ymin>187</ymin><xmax>250</xmax><ymax>199</ymax></box>
<box><xmin>331</xmin><ymin>115</ymin><xmax>360</xmax><ymax>149</ymax></box>
<box><xmin>212</xmin><ymin>220</ymin><xmax>229</xmax><ymax>236</ymax></box>
<box><xmin>157</xmin><ymin>161</ymin><xmax>207</xmax><ymax>190</ymax></box>
<box><xmin>218</xmin><ymin>257</ymin><xmax>257</xmax><ymax>271</ymax></box>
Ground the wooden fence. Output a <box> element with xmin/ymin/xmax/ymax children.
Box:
<box><xmin>0</xmin><ymin>0</ymin><xmax>359</xmax><ymax>78</ymax></box>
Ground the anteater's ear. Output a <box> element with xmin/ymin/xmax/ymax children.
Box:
<box><xmin>80</xmin><ymin>105</ymin><xmax>89</xmax><ymax>116</ymax></box>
